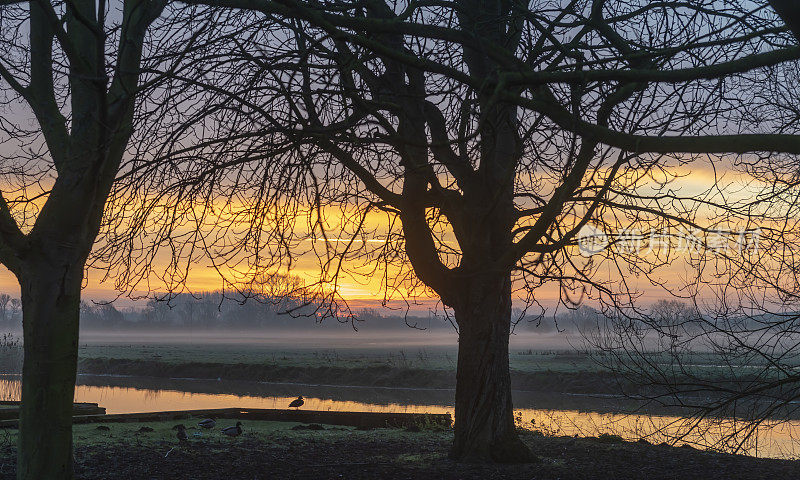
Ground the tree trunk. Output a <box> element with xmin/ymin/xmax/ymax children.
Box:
<box><xmin>450</xmin><ymin>274</ymin><xmax>534</xmax><ymax>463</ymax></box>
<box><xmin>17</xmin><ymin>261</ymin><xmax>83</xmax><ymax>480</ymax></box>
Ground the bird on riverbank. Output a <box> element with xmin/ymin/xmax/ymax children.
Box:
<box><xmin>175</xmin><ymin>425</ymin><xmax>188</xmax><ymax>443</ymax></box>
<box><xmin>198</xmin><ymin>418</ymin><xmax>216</xmax><ymax>429</ymax></box>
<box><xmin>289</xmin><ymin>396</ymin><xmax>304</xmax><ymax>409</ymax></box>
<box><xmin>221</xmin><ymin>422</ymin><xmax>243</xmax><ymax>437</ymax></box>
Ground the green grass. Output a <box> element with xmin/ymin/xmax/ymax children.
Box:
<box><xmin>81</xmin><ymin>343</ymin><xmax>786</xmax><ymax>376</ymax></box>
<box><xmin>78</xmin><ymin>344</ymin><xmax>460</xmax><ymax>370</ymax></box>
<box><xmin>392</xmin><ymin>452</ymin><xmax>447</xmax><ymax>467</ymax></box>
<box><xmin>0</xmin><ymin>419</ymin><xmax>450</xmax><ymax>451</ymax></box>
<box><xmin>76</xmin><ymin>343</ymin><xmax>606</xmax><ymax>374</ymax></box>
<box><xmin>78</xmin><ymin>343</ymin><xmax>795</xmax><ymax>379</ymax></box>
<box><xmin>68</xmin><ymin>341</ymin><xmax>800</xmax><ymax>387</ymax></box>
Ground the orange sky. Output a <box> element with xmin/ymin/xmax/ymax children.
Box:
<box><xmin>0</xmin><ymin>159</ymin><xmax>769</xmax><ymax>312</ymax></box>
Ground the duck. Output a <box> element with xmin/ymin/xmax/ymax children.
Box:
<box><xmin>198</xmin><ymin>418</ymin><xmax>216</xmax><ymax>429</ymax></box>
<box><xmin>288</xmin><ymin>396</ymin><xmax>304</xmax><ymax>409</ymax></box>
<box><xmin>175</xmin><ymin>424</ymin><xmax>188</xmax><ymax>443</ymax></box>
<box><xmin>221</xmin><ymin>421</ymin><xmax>243</xmax><ymax>437</ymax></box>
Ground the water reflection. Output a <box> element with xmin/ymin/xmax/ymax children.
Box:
<box><xmin>1</xmin><ymin>375</ymin><xmax>797</xmax><ymax>459</ymax></box>
<box><xmin>0</xmin><ymin>377</ymin><xmax>19</xmax><ymax>402</ymax></box>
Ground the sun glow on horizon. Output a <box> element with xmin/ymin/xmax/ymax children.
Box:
<box><xmin>0</xmin><ymin>159</ymin><xmax>782</xmax><ymax>312</ymax></box>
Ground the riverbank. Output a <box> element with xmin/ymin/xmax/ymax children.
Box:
<box><xmin>0</xmin><ymin>420</ymin><xmax>796</xmax><ymax>479</ymax></box>
<box><xmin>71</xmin><ymin>343</ymin><xmax>621</xmax><ymax>395</ymax></box>
<box><xmin>76</xmin><ymin>357</ymin><xmax>621</xmax><ymax>394</ymax></box>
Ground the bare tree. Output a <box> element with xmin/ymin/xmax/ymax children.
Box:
<box><xmin>0</xmin><ymin>293</ymin><xmax>11</xmax><ymax>324</ymax></box>
<box><xmin>562</xmin><ymin>2</ymin><xmax>800</xmax><ymax>457</ymax></box>
<box><xmin>0</xmin><ymin>1</ymin><xmax>213</xmax><ymax>477</ymax></box>
<box><xmin>96</xmin><ymin>0</ymin><xmax>800</xmax><ymax>462</ymax></box>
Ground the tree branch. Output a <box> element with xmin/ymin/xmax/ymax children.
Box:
<box><xmin>770</xmin><ymin>0</ymin><xmax>800</xmax><ymax>42</ymax></box>
<box><xmin>28</xmin><ymin>0</ymin><xmax>71</xmax><ymax>173</ymax></box>
<box><xmin>502</xmin><ymin>47</ymin><xmax>800</xmax><ymax>86</ymax></box>
<box><xmin>518</xmin><ymin>88</ymin><xmax>800</xmax><ymax>154</ymax></box>
<box><xmin>0</xmin><ymin>192</ymin><xmax>27</xmax><ymax>275</ymax></box>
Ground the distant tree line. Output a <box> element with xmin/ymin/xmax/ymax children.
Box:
<box><xmin>518</xmin><ymin>300</ymin><xmax>744</xmax><ymax>335</ymax></box>
<box><xmin>0</xmin><ymin>294</ymin><xmax>21</xmax><ymax>329</ymax></box>
<box><xmin>0</xmin><ymin>290</ymin><xmax>455</xmax><ymax>332</ymax></box>
<box><xmin>0</xmin><ymin>294</ymin><xmax>718</xmax><ymax>334</ymax></box>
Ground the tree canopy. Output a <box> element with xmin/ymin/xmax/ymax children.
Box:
<box><xmin>91</xmin><ymin>0</ymin><xmax>800</xmax><ymax>461</ymax></box>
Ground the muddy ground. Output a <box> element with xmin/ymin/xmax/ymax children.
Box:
<box><xmin>0</xmin><ymin>420</ymin><xmax>797</xmax><ymax>479</ymax></box>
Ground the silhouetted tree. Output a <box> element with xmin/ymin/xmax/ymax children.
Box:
<box><xmin>100</xmin><ymin>0</ymin><xmax>800</xmax><ymax>462</ymax></box>
<box><xmin>0</xmin><ymin>1</ymin><xmax>213</xmax><ymax>477</ymax></box>
<box><xmin>0</xmin><ymin>293</ymin><xmax>11</xmax><ymax>325</ymax></box>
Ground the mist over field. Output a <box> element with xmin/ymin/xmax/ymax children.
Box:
<box><xmin>0</xmin><ymin>290</ymin><xmax>590</xmax><ymax>350</ymax></box>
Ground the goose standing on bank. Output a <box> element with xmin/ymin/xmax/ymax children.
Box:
<box><xmin>175</xmin><ymin>425</ymin><xmax>189</xmax><ymax>443</ymax></box>
<box><xmin>288</xmin><ymin>396</ymin><xmax>304</xmax><ymax>409</ymax></box>
<box><xmin>198</xmin><ymin>418</ymin><xmax>216</xmax><ymax>429</ymax></box>
<box><xmin>221</xmin><ymin>422</ymin><xmax>243</xmax><ymax>437</ymax></box>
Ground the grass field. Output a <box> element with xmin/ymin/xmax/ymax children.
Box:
<box><xmin>5</xmin><ymin>337</ymin><xmax>799</xmax><ymax>400</ymax></box>
<box><xmin>1</xmin><ymin>419</ymin><xmax>390</xmax><ymax>449</ymax></box>
<box><xmin>2</xmin><ymin>418</ymin><xmax>798</xmax><ymax>479</ymax></box>
<box><xmin>73</xmin><ymin>342</ymin><xmax>799</xmax><ymax>377</ymax></box>
<box><xmin>75</xmin><ymin>343</ymin><xmax>602</xmax><ymax>374</ymax></box>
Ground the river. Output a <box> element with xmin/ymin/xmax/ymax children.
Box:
<box><xmin>1</xmin><ymin>374</ymin><xmax>798</xmax><ymax>459</ymax></box>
